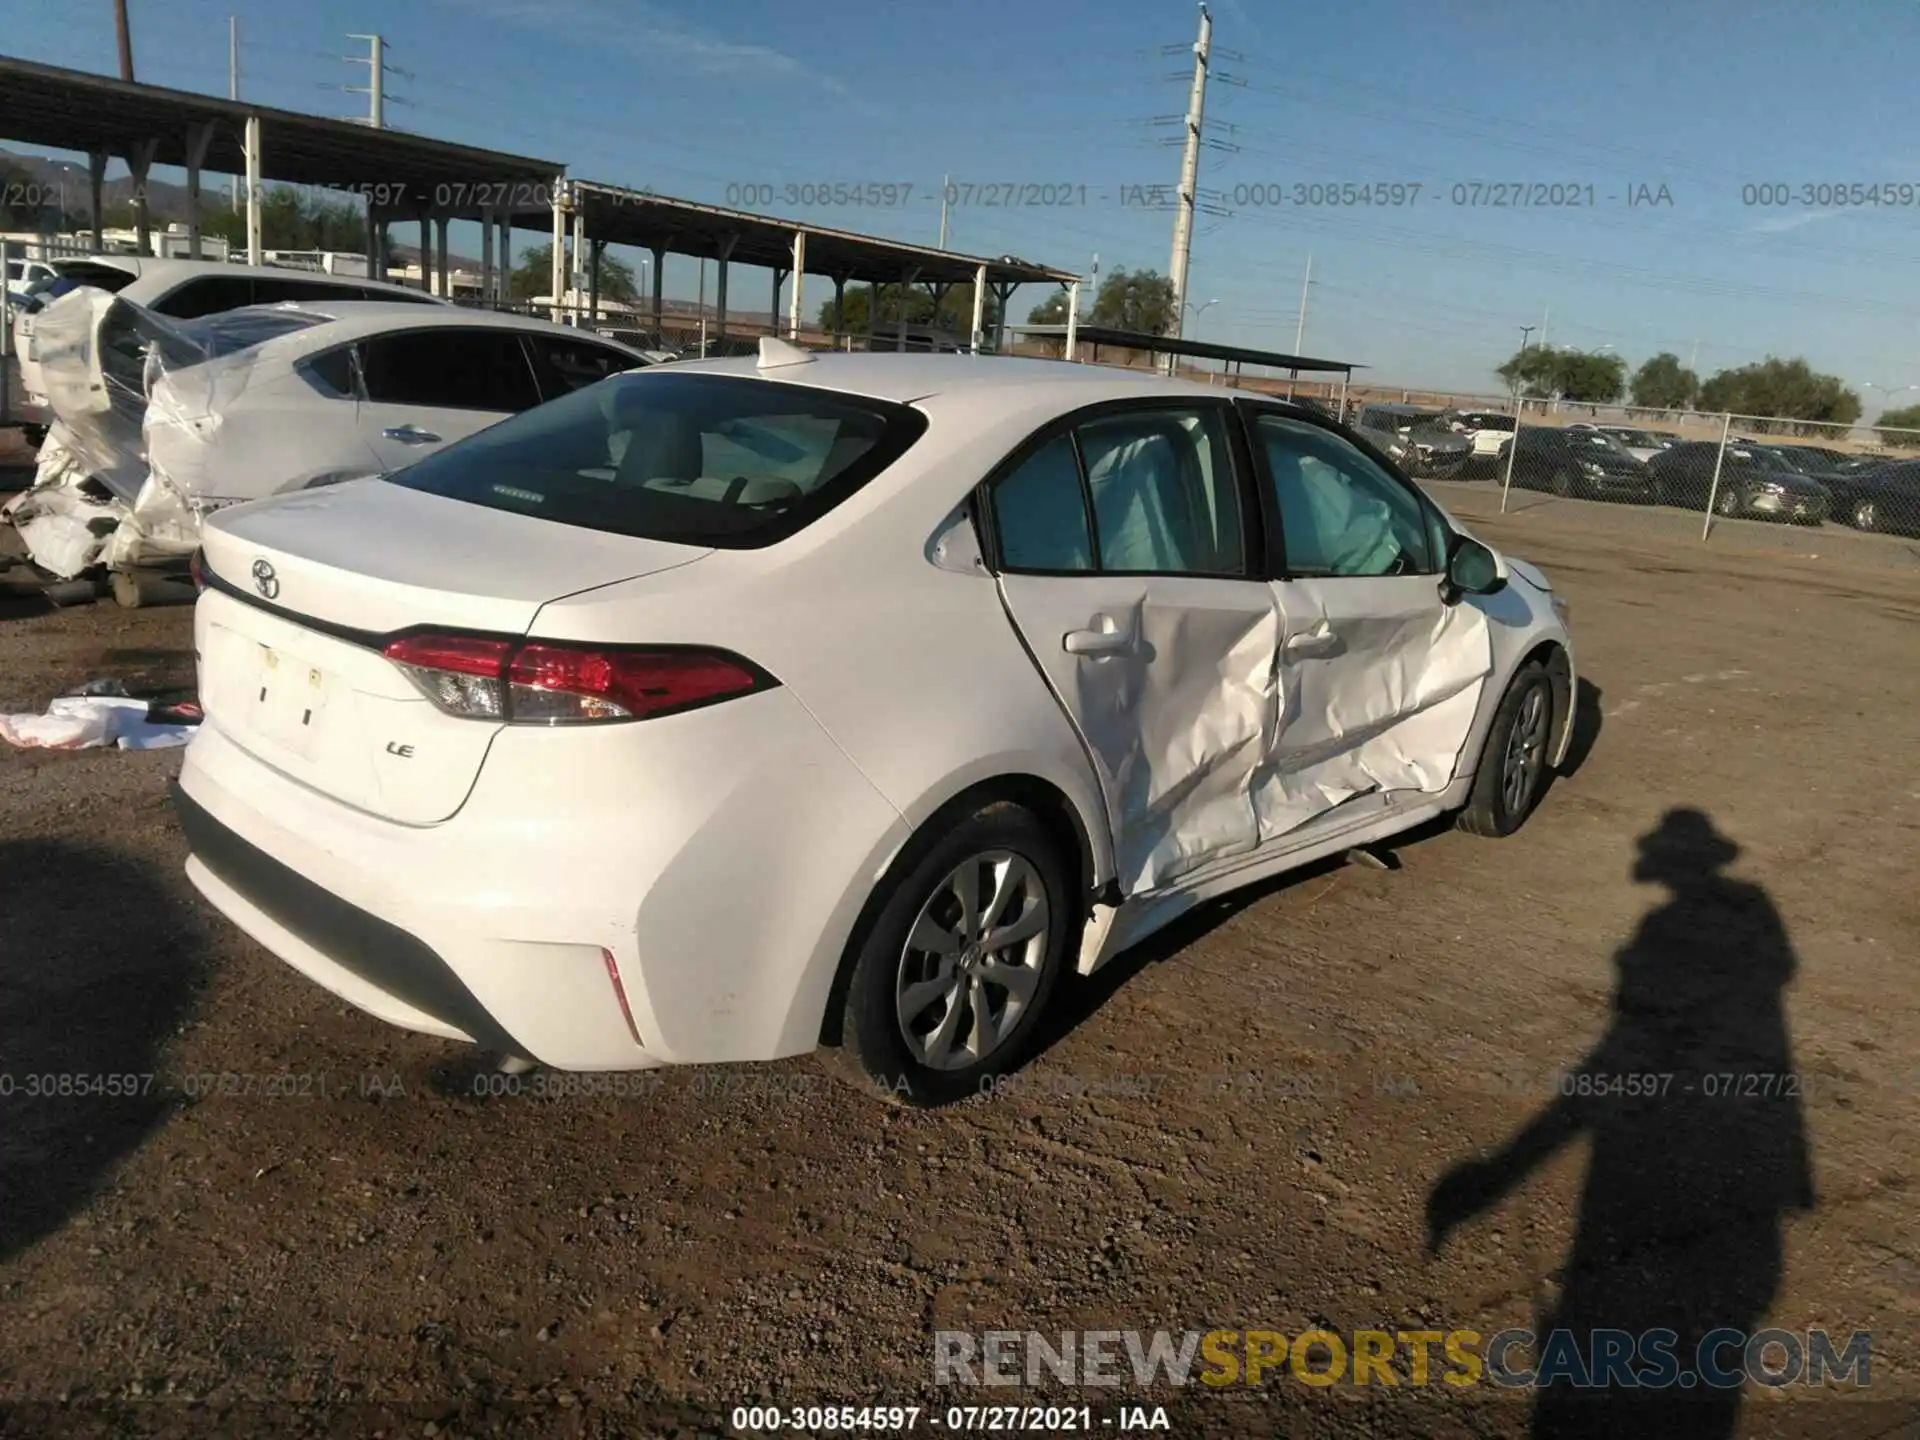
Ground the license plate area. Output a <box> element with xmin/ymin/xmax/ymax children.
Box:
<box><xmin>250</xmin><ymin>643</ymin><xmax>330</xmax><ymax>758</ymax></box>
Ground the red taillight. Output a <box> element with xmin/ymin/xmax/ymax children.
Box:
<box><xmin>381</xmin><ymin>632</ymin><xmax>771</xmax><ymax>725</ymax></box>
<box><xmin>189</xmin><ymin>550</ymin><xmax>207</xmax><ymax>591</ymax></box>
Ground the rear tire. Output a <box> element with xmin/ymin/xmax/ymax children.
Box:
<box><xmin>828</xmin><ymin>802</ymin><xmax>1072</xmax><ymax>1108</ymax></box>
<box><xmin>1457</xmin><ymin>661</ymin><xmax>1556</xmax><ymax>838</ymax></box>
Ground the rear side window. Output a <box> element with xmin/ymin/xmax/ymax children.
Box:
<box><xmin>359</xmin><ymin>328</ymin><xmax>543</xmax><ymax>412</ymax></box>
<box><xmin>250</xmin><ymin>276</ymin><xmax>372</xmax><ymax>306</ymax></box>
<box><xmin>526</xmin><ymin>335</ymin><xmax>640</xmax><ymax>399</ymax></box>
<box><xmin>153</xmin><ymin>275</ymin><xmax>259</xmax><ymax>319</ymax></box>
<box><xmin>384</xmin><ymin>371</ymin><xmax>928</xmax><ymax>548</ymax></box>
<box><xmin>992</xmin><ymin>434</ymin><xmax>1095</xmax><ymax>572</ymax></box>
<box><xmin>354</xmin><ymin>284</ymin><xmax>438</xmax><ymax>304</ymax></box>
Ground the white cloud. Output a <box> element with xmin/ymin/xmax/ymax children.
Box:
<box><xmin>1751</xmin><ymin>210</ymin><xmax>1843</xmax><ymax>235</ymax></box>
<box><xmin>440</xmin><ymin>0</ymin><xmax>857</xmax><ymax>103</ymax></box>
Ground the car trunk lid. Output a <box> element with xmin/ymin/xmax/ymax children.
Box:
<box><xmin>197</xmin><ymin>480</ymin><xmax>712</xmax><ymax>823</ymax></box>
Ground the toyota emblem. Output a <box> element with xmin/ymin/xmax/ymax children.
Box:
<box><xmin>251</xmin><ymin>559</ymin><xmax>280</xmax><ymax>600</ymax></box>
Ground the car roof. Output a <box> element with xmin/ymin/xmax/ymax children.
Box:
<box><xmin>651</xmin><ymin>351</ymin><xmax>1249</xmax><ymax>406</ymax></box>
<box><xmin>54</xmin><ymin>255</ymin><xmax>443</xmax><ymax>303</ymax></box>
<box><xmin>187</xmin><ymin>302</ymin><xmax>650</xmax><ymax>358</ymax></box>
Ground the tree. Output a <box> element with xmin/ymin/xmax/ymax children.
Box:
<box><xmin>814</xmin><ymin>281</ymin><xmax>999</xmax><ymax>337</ymax></box>
<box><xmin>1557</xmin><ymin>350</ymin><xmax>1628</xmax><ymax>404</ymax></box>
<box><xmin>1495</xmin><ymin>344</ymin><xmax>1625</xmax><ymax>404</ymax></box>
<box><xmin>1496</xmin><ymin>343</ymin><xmax>1561</xmax><ymax>399</ymax></box>
<box><xmin>1629</xmin><ymin>352</ymin><xmax>1700</xmax><ymax>412</ymax></box>
<box><xmin>201</xmin><ymin>186</ymin><xmax>369</xmax><ymax>252</ymax></box>
<box><xmin>1874</xmin><ymin>402</ymin><xmax>1920</xmax><ymax>449</ymax></box>
<box><xmin>1026</xmin><ymin>291</ymin><xmax>1069</xmax><ymax>326</ymax></box>
<box><xmin>1089</xmin><ymin>267</ymin><xmax>1175</xmax><ymax>335</ymax></box>
<box><xmin>509</xmin><ymin>243</ymin><xmax>639</xmax><ymax>302</ymax></box>
<box><xmin>1696</xmin><ymin>357</ymin><xmax>1861</xmax><ymax>435</ymax></box>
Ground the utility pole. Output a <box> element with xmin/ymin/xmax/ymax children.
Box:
<box><xmin>343</xmin><ymin>34</ymin><xmax>400</xmax><ymax>128</ymax></box>
<box><xmin>1292</xmin><ymin>253</ymin><xmax>1312</xmax><ymax>355</ymax></box>
<box><xmin>1690</xmin><ymin>337</ymin><xmax>1700</xmax><ymax>370</ymax></box>
<box><xmin>113</xmin><ymin>0</ymin><xmax>135</xmax><ymax>81</ymax></box>
<box><xmin>1540</xmin><ymin>305</ymin><xmax>1550</xmax><ymax>348</ymax></box>
<box><xmin>1284</xmin><ymin>254</ymin><xmax>1312</xmax><ymax>398</ymax></box>
<box><xmin>229</xmin><ymin>16</ymin><xmax>240</xmax><ymax>214</ymax></box>
<box><xmin>1518</xmin><ymin>324</ymin><xmax>1535</xmax><ymax>351</ymax></box>
<box><xmin>938</xmin><ymin>174</ymin><xmax>950</xmax><ymax>250</ymax></box>
<box><xmin>1164</xmin><ymin>2</ymin><xmax>1211</xmax><ymax>375</ymax></box>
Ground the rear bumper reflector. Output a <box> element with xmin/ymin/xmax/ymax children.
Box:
<box><xmin>601</xmin><ymin>948</ymin><xmax>645</xmax><ymax>1048</ymax></box>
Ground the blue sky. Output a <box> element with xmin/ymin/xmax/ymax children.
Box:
<box><xmin>7</xmin><ymin>0</ymin><xmax>1920</xmax><ymax>398</ymax></box>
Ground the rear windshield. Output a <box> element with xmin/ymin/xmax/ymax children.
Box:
<box><xmin>385</xmin><ymin>370</ymin><xmax>929</xmax><ymax>548</ymax></box>
<box><xmin>193</xmin><ymin>306</ymin><xmax>331</xmax><ymax>359</ymax></box>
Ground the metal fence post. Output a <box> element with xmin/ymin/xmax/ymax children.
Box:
<box><xmin>1500</xmin><ymin>394</ymin><xmax>1522</xmax><ymax>513</ymax></box>
<box><xmin>0</xmin><ymin>239</ymin><xmax>10</xmax><ymax>430</ymax></box>
<box><xmin>1700</xmin><ymin>412</ymin><xmax>1733</xmax><ymax>541</ymax></box>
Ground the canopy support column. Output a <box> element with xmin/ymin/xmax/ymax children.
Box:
<box><xmin>788</xmin><ymin>230</ymin><xmax>807</xmax><ymax>340</ymax></box>
<box><xmin>182</xmin><ymin>123</ymin><xmax>214</xmax><ymax>259</ymax></box>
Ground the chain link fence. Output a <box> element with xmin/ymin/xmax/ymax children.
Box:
<box><xmin>1298</xmin><ymin>388</ymin><xmax>1920</xmax><ymax>570</ymax></box>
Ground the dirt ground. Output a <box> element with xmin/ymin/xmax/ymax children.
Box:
<box><xmin>1</xmin><ymin>478</ymin><xmax>1917</xmax><ymax>1439</ymax></box>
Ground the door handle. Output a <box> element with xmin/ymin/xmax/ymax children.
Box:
<box><xmin>1283</xmin><ymin>625</ymin><xmax>1339</xmax><ymax>657</ymax></box>
<box><xmin>1063</xmin><ymin>620</ymin><xmax>1131</xmax><ymax>657</ymax></box>
<box><xmin>382</xmin><ymin>425</ymin><xmax>441</xmax><ymax>444</ymax></box>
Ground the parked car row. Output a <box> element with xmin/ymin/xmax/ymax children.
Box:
<box><xmin>1352</xmin><ymin>404</ymin><xmax>1473</xmax><ymax>478</ymax></box>
<box><xmin>1419</xmin><ymin>416</ymin><xmax>1920</xmax><ymax>535</ymax></box>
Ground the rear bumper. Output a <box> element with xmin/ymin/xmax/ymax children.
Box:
<box><xmin>174</xmin><ymin>781</ymin><xmax>538</xmax><ymax>1058</ymax></box>
<box><xmin>174</xmin><ymin>685</ymin><xmax>911</xmax><ymax>1070</ymax></box>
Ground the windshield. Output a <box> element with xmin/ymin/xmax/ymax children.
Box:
<box><xmin>386</xmin><ymin>370</ymin><xmax>929</xmax><ymax>548</ymax></box>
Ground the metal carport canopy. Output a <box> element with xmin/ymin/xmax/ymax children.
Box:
<box><xmin>559</xmin><ymin>180</ymin><xmax>1077</xmax><ymax>288</ymax></box>
<box><xmin>0</xmin><ymin>55</ymin><xmax>560</xmax><ymax>201</ymax></box>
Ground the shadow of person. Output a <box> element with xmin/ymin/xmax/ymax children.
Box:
<box><xmin>0</xmin><ymin>839</ymin><xmax>203</xmax><ymax>1263</ymax></box>
<box><xmin>1426</xmin><ymin>808</ymin><xmax>1813</xmax><ymax>1438</ymax></box>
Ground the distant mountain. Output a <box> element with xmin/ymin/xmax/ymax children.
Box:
<box><xmin>0</xmin><ymin>147</ymin><xmax>213</xmax><ymax>227</ymax></box>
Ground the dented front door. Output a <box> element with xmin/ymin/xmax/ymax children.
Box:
<box><xmin>1240</xmin><ymin>406</ymin><xmax>1493</xmax><ymax>840</ymax></box>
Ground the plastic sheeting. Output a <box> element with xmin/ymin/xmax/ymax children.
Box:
<box><xmin>0</xmin><ymin>695</ymin><xmax>196</xmax><ymax>750</ymax></box>
<box><xmin>6</xmin><ymin>288</ymin><xmax>329</xmax><ymax>577</ymax></box>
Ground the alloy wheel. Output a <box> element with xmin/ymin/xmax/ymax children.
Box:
<box><xmin>1502</xmin><ymin>685</ymin><xmax>1550</xmax><ymax>817</ymax></box>
<box><xmin>894</xmin><ymin>850</ymin><xmax>1051</xmax><ymax>1071</ymax></box>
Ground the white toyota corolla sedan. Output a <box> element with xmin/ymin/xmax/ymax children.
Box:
<box><xmin>175</xmin><ymin>341</ymin><xmax>1576</xmax><ymax>1106</ymax></box>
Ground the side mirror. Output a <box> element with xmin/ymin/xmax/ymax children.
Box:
<box><xmin>1443</xmin><ymin>533</ymin><xmax>1506</xmax><ymax>601</ymax></box>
